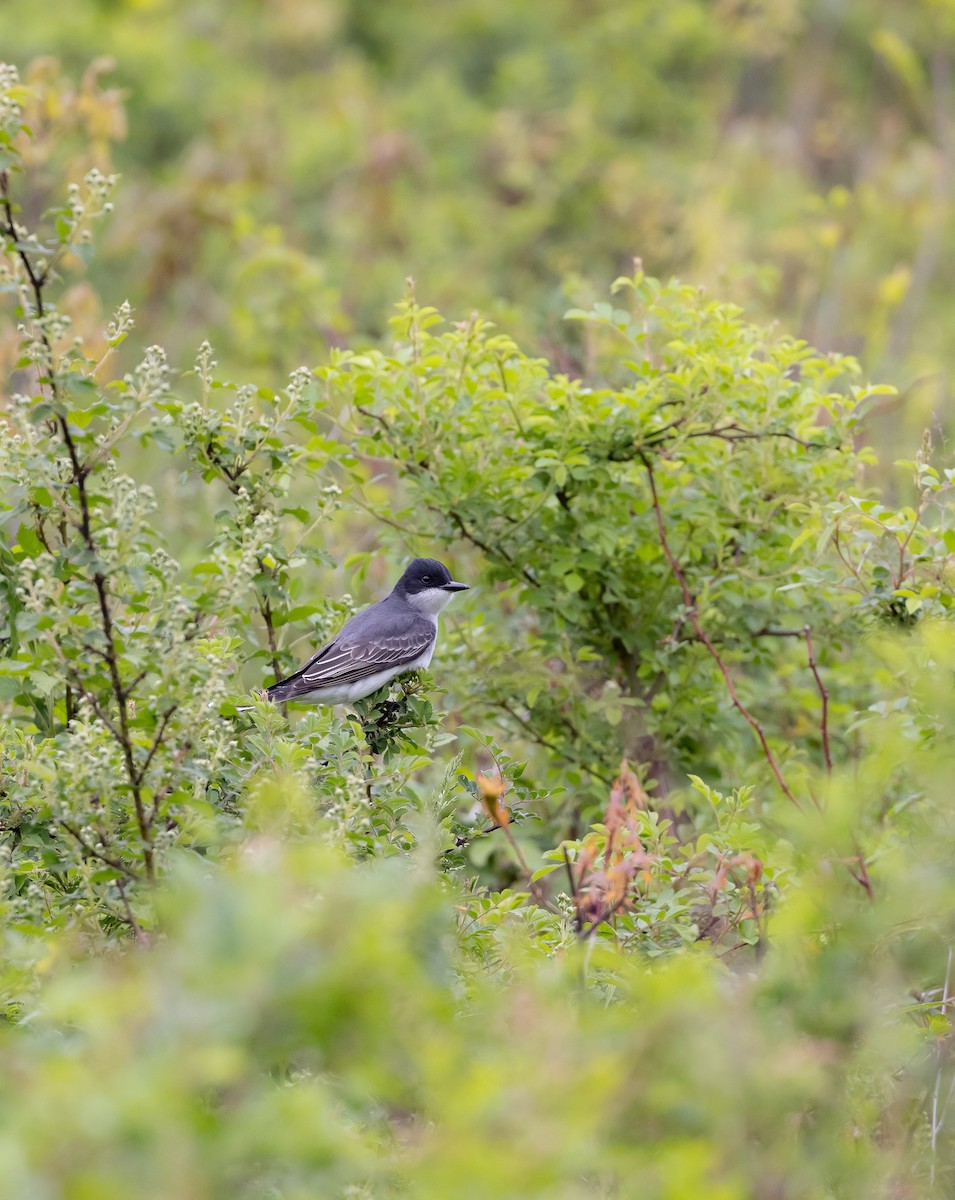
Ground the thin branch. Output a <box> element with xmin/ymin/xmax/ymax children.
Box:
<box><xmin>1</xmin><ymin>172</ymin><xmax>58</xmax><ymax>402</ymax></box>
<box><xmin>561</xmin><ymin>844</ymin><xmax>579</xmax><ymax>901</ymax></box>
<box><xmin>832</xmin><ymin>527</ymin><xmax>867</xmax><ymax>592</ymax></box>
<box><xmin>445</xmin><ymin>508</ymin><xmax>540</xmax><ymax>587</ymax></box>
<box><xmin>496</xmin><ymin>699</ymin><xmax>614</xmax><ymax>786</ymax></box>
<box><xmin>804</xmin><ymin>625</ymin><xmax>832</xmax><ymax>774</ymax></box>
<box><xmin>641</xmin><ymin>416</ymin><xmax>688</xmax><ymax>446</ymax></box>
<box><xmin>683</xmin><ymin>423</ymin><xmax>829</xmax><ymax>450</ymax></box>
<box><xmin>5</xmin><ymin>172</ymin><xmax>157</xmax><ymax>880</ymax></box>
<box><xmin>88</xmin><ymin>575</ymin><xmax>154</xmax><ymax>877</ymax></box>
<box><xmin>347</xmin><ymin>493</ymin><xmax>434</xmax><ymax>539</ymax></box>
<box><xmin>353</xmin><ymin>401</ymin><xmax>391</xmax><ymax>435</ymax></box>
<box><xmin>623</xmin><ymin>420</ymin><xmax>830</xmax><ymax>461</ymax></box>
<box><xmin>254</xmin><ymin>571</ymin><xmax>283</xmax><ymax>685</ymax></box>
<box><xmin>258</xmin><ymin>588</ymin><xmax>289</xmax><ymax>718</ymax></box>
<box><xmin>122</xmin><ymin>666</ymin><xmax>150</xmax><ymax>700</ymax></box>
<box><xmin>58</xmin><ymin>818</ymin><xmax>140</xmax><ymax>881</ymax></box>
<box><xmin>452</xmin><ymin>822</ymin><xmax>501</xmax><ymax>849</ymax></box>
<box><xmin>115</xmin><ymin>878</ymin><xmax>148</xmax><ymax>945</ymax></box>
<box><xmin>495</xmin><ymin>352</ymin><xmax>526</xmax><ymax>437</ymax></box>
<box><xmin>146</xmin><ymin>739</ymin><xmax>193</xmax><ymax>828</ymax></box>
<box><xmin>640</xmin><ymin>451</ymin><xmax>801</xmax><ymax>810</ymax></box>
<box><xmin>847</xmin><ymin>842</ymin><xmax>875</xmax><ymax>901</ymax></box>
<box><xmin>478</xmin><ymin>747</ymin><xmax>561</xmax><ymax>917</ymax></box>
<box><xmin>498</xmin><ymin>818</ymin><xmax>561</xmax><ymax>915</ymax></box>
<box><xmin>30</xmin><ymin>511</ymin><xmax>53</xmax><ymax>554</ymax></box>
<box><xmin>50</xmin><ymin>645</ymin><xmax>122</xmax><ymax>742</ymax></box>
<box><xmin>135</xmin><ymin>705</ymin><xmax>179</xmax><ymax>786</ymax></box>
<box><xmin>83</xmin><ymin>407</ymin><xmax>141</xmax><ymax>473</ymax></box>
<box><xmin>895</xmin><ymin>492</ymin><xmax>927</xmax><ymax>590</ymax></box>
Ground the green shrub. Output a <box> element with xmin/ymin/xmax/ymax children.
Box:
<box><xmin>327</xmin><ymin>282</ymin><xmax>955</xmax><ymax>815</ymax></box>
<box><xmin>4</xmin><ymin>59</ymin><xmax>955</xmax><ymax>1198</ymax></box>
<box><xmin>3</xmin><ymin>732</ymin><xmax>955</xmax><ymax>1200</ymax></box>
<box><xmin>0</xmin><ymin>69</ymin><xmax>450</xmax><ymax>934</ymax></box>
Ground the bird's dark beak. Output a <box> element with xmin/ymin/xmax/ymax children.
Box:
<box><xmin>442</xmin><ymin>581</ymin><xmax>470</xmax><ymax>592</ymax></box>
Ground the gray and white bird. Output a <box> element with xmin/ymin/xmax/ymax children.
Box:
<box><xmin>262</xmin><ymin>557</ymin><xmax>469</xmax><ymax>706</ymax></box>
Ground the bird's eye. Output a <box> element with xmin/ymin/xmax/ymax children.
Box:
<box><xmin>422</xmin><ymin>575</ymin><xmax>431</xmax><ymax>582</ymax></box>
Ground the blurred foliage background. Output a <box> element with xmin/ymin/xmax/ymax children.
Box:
<box><xmin>3</xmin><ymin>0</ymin><xmax>954</xmax><ymax>447</ymax></box>
<box><xmin>3</xmin><ymin>1</ymin><xmax>955</xmax><ymax>1196</ymax></box>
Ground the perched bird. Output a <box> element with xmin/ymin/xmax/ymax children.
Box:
<box><xmin>261</xmin><ymin>557</ymin><xmax>469</xmax><ymax>706</ymax></box>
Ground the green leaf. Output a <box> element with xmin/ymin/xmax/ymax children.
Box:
<box><xmin>15</xmin><ymin>526</ymin><xmax>44</xmax><ymax>558</ymax></box>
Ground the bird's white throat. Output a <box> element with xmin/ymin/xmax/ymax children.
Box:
<box><xmin>405</xmin><ymin>587</ymin><xmax>456</xmax><ymax>617</ymax></box>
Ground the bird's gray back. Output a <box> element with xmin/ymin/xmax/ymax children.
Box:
<box><xmin>334</xmin><ymin>592</ymin><xmax>431</xmax><ymax>646</ymax></box>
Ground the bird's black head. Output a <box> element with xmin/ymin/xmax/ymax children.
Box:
<box><xmin>395</xmin><ymin>557</ymin><xmax>469</xmax><ymax>597</ymax></box>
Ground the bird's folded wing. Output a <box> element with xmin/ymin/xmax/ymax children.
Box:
<box><xmin>293</xmin><ymin>626</ymin><xmax>433</xmax><ymax>691</ymax></box>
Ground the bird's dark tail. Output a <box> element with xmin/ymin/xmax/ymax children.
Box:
<box><xmin>263</xmin><ymin>667</ymin><xmax>310</xmax><ymax>705</ymax></box>
<box><xmin>235</xmin><ymin>675</ymin><xmax>294</xmax><ymax>712</ymax></box>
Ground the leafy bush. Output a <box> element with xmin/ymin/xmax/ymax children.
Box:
<box><xmin>0</xmin><ymin>70</ymin><xmax>446</xmax><ymax>933</ymax></box>
<box><xmin>4</xmin><ymin>708</ymin><xmax>955</xmax><ymax>1200</ymax></box>
<box><xmin>327</xmin><ymin>282</ymin><xmax>955</xmax><ymax>813</ymax></box>
<box><xmin>3</xmin><ymin>58</ymin><xmax>955</xmax><ymax>1199</ymax></box>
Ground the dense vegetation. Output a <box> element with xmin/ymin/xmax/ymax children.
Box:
<box><xmin>2</xmin><ymin>6</ymin><xmax>955</xmax><ymax>1194</ymax></box>
<box><xmin>2</xmin><ymin>1</ymin><xmax>954</xmax><ymax>422</ymax></box>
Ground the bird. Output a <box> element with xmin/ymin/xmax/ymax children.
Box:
<box><xmin>256</xmin><ymin>557</ymin><xmax>469</xmax><ymax>707</ymax></box>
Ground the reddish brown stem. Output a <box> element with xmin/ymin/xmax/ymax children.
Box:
<box><xmin>849</xmin><ymin>842</ymin><xmax>875</xmax><ymax>901</ymax></box>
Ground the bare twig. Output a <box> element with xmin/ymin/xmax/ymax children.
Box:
<box><xmin>352</xmin><ymin>401</ymin><xmax>392</xmax><ymax>435</ymax></box>
<box><xmin>630</xmin><ymin>419</ymin><xmax>829</xmax><ymax>459</ymax></box>
<box><xmin>348</xmin><ymin>493</ymin><xmax>434</xmax><ymax>538</ymax></box>
<box><xmin>146</xmin><ymin>739</ymin><xmax>193</xmax><ymax>828</ymax></box>
<box><xmin>832</xmin><ymin>528</ymin><xmax>867</xmax><ymax>593</ymax></box>
<box><xmin>495</xmin><ymin>351</ymin><xmax>526</xmax><ymax>437</ymax></box>
<box><xmin>49</xmin><ymin>645</ymin><xmax>122</xmax><ymax>741</ymax></box>
<box><xmin>498</xmin><ymin>818</ymin><xmax>560</xmax><ymax>914</ymax></box>
<box><xmin>895</xmin><ymin>492</ymin><xmax>928</xmax><ymax>590</ymax></box>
